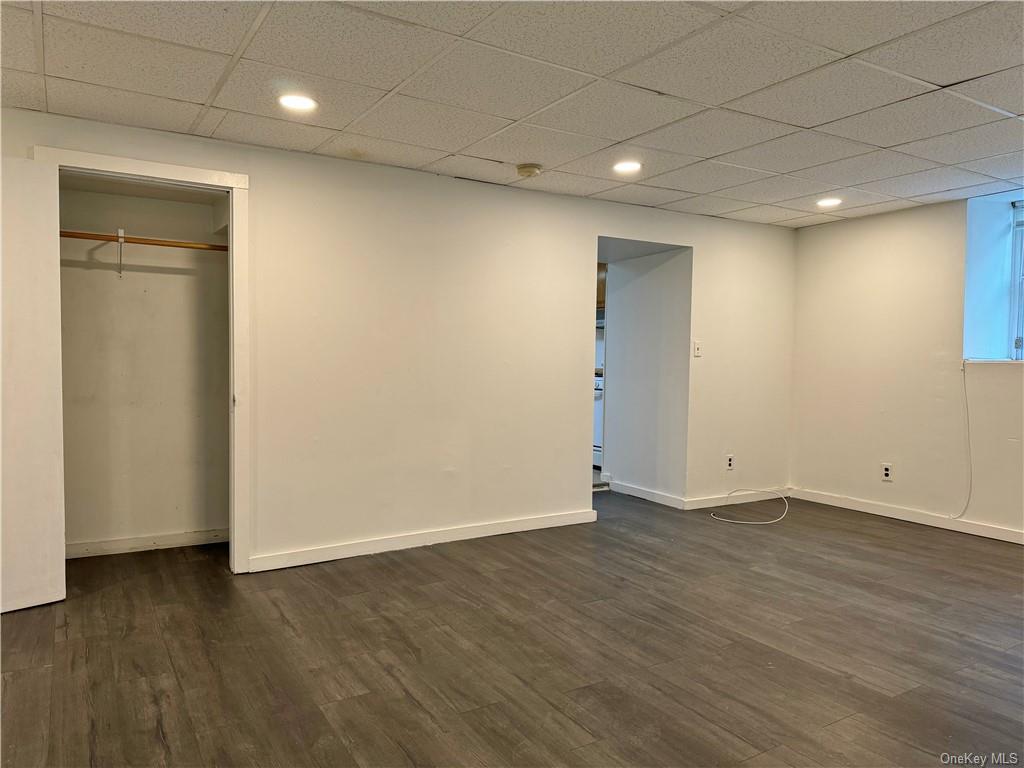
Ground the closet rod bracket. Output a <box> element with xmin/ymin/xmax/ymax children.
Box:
<box><xmin>117</xmin><ymin>228</ymin><xmax>125</xmax><ymax>278</ymax></box>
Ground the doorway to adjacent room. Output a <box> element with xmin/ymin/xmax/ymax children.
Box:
<box><xmin>593</xmin><ymin>236</ymin><xmax>692</xmax><ymax>502</ymax></box>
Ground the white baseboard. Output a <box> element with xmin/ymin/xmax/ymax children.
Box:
<box><xmin>608</xmin><ymin>480</ymin><xmax>685</xmax><ymax>508</ymax></box>
<box><xmin>66</xmin><ymin>528</ymin><xmax>228</xmax><ymax>559</ymax></box>
<box><xmin>609</xmin><ymin>480</ymin><xmax>1021</xmax><ymax>543</ymax></box>
<box><xmin>790</xmin><ymin>488</ymin><xmax>1023</xmax><ymax>544</ymax></box>
<box><xmin>682</xmin><ymin>489</ymin><xmax>789</xmax><ymax>510</ymax></box>
<box><xmin>248</xmin><ymin>508</ymin><xmax>597</xmax><ymax>572</ymax></box>
<box><xmin>608</xmin><ymin>480</ymin><xmax>788</xmax><ymax>511</ymax></box>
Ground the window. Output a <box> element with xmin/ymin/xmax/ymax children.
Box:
<box><xmin>964</xmin><ymin>193</ymin><xmax>1024</xmax><ymax>361</ymax></box>
<box><xmin>1010</xmin><ymin>201</ymin><xmax>1023</xmax><ymax>360</ymax></box>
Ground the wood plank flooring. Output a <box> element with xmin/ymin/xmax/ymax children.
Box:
<box><xmin>3</xmin><ymin>493</ymin><xmax>1022</xmax><ymax>767</ymax></box>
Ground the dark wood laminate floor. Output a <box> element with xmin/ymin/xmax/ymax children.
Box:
<box><xmin>3</xmin><ymin>493</ymin><xmax>1022</xmax><ymax>768</ymax></box>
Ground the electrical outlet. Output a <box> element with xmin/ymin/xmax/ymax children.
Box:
<box><xmin>881</xmin><ymin>462</ymin><xmax>894</xmax><ymax>482</ymax></box>
<box><xmin>726</xmin><ymin>454</ymin><xmax>735</xmax><ymax>471</ymax></box>
<box><xmin>693</xmin><ymin>340</ymin><xmax>703</xmax><ymax>358</ymax></box>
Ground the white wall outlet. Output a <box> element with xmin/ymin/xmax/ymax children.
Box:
<box><xmin>693</xmin><ymin>340</ymin><xmax>703</xmax><ymax>358</ymax></box>
<box><xmin>881</xmin><ymin>462</ymin><xmax>894</xmax><ymax>482</ymax></box>
<box><xmin>726</xmin><ymin>453</ymin><xmax>735</xmax><ymax>471</ymax></box>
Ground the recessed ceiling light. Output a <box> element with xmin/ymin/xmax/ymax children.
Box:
<box><xmin>279</xmin><ymin>94</ymin><xmax>318</xmax><ymax>112</ymax></box>
<box><xmin>613</xmin><ymin>160</ymin><xmax>643</xmax><ymax>175</ymax></box>
<box><xmin>816</xmin><ymin>197</ymin><xmax>842</xmax><ymax>208</ymax></box>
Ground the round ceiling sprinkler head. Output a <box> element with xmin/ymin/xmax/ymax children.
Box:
<box><xmin>517</xmin><ymin>163</ymin><xmax>543</xmax><ymax>178</ymax></box>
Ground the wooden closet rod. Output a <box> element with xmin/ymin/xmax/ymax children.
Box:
<box><xmin>60</xmin><ymin>230</ymin><xmax>228</xmax><ymax>252</ymax></box>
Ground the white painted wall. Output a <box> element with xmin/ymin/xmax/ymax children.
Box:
<box><xmin>59</xmin><ymin>189</ymin><xmax>229</xmax><ymax>552</ymax></box>
<box><xmin>603</xmin><ymin>248</ymin><xmax>692</xmax><ymax>505</ymax></box>
<box><xmin>1</xmin><ymin>108</ymin><xmax>796</xmax><ymax>606</ymax></box>
<box><xmin>686</xmin><ymin>233</ymin><xmax>796</xmax><ymax>505</ymax></box>
<box><xmin>793</xmin><ymin>204</ymin><xmax>1024</xmax><ymax>541</ymax></box>
<box><xmin>964</xmin><ymin>191</ymin><xmax>1018</xmax><ymax>360</ymax></box>
<box><xmin>963</xmin><ymin>362</ymin><xmax>1023</xmax><ymax>532</ymax></box>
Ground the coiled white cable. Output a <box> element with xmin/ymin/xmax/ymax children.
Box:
<box><xmin>710</xmin><ymin>488</ymin><xmax>789</xmax><ymax>525</ymax></box>
<box><xmin>712</xmin><ymin>363</ymin><xmax>973</xmax><ymax>525</ymax></box>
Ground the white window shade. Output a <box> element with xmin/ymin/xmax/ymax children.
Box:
<box><xmin>964</xmin><ymin>193</ymin><xmax>1023</xmax><ymax>361</ymax></box>
<box><xmin>1011</xmin><ymin>201</ymin><xmax>1024</xmax><ymax>360</ymax></box>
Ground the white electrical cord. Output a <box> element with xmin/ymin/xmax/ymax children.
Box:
<box><xmin>711</xmin><ymin>363</ymin><xmax>973</xmax><ymax>526</ymax></box>
<box><xmin>710</xmin><ymin>488</ymin><xmax>789</xmax><ymax>525</ymax></box>
<box><xmin>950</xmin><ymin>361</ymin><xmax>973</xmax><ymax>520</ymax></box>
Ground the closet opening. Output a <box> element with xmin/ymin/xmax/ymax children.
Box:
<box><xmin>58</xmin><ymin>170</ymin><xmax>231</xmax><ymax>561</ymax></box>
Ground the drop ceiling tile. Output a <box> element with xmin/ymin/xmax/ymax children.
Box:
<box><xmin>555</xmin><ymin>145</ymin><xmax>700</xmax><ymax>182</ymax></box>
<box><xmin>513</xmin><ymin>171</ymin><xmax>620</xmax><ymax>196</ymax></box>
<box><xmin>720</xmin><ymin>205</ymin><xmax>804</xmax><ymax>223</ymax></box>
<box><xmin>715</xmin><ymin>131</ymin><xmax>873</xmax><ymax>173</ymax></box>
<box><xmin>700</xmin><ymin>2</ymin><xmax>749</xmax><ymax>11</ymax></box>
<box><xmin>193</xmin><ymin>108</ymin><xmax>227</xmax><ymax>137</ymax></box>
<box><xmin>347</xmin><ymin>2</ymin><xmax>499</xmax><ymax>34</ymax></box>
<box><xmin>616</xmin><ymin>18</ymin><xmax>839</xmax><ymax>105</ymax></box>
<box><xmin>948</xmin><ymin>66</ymin><xmax>1024</xmax><ymax>115</ymax></box>
<box><xmin>46</xmin><ymin>78</ymin><xmax>202</xmax><ymax>132</ymax></box>
<box><xmin>464</xmin><ymin>124</ymin><xmax>614</xmax><ymax>167</ymax></box>
<box><xmin>43</xmin><ymin>16</ymin><xmax>228</xmax><ymax>102</ymax></box>
<box><xmin>529</xmin><ymin>81</ymin><xmax>703</xmax><ymax>141</ymax></box>
<box><xmin>959</xmin><ymin>151</ymin><xmax>1024</xmax><ymax>180</ymax></box>
<box><xmin>317</xmin><ymin>133</ymin><xmax>446</xmax><ymax>168</ymax></box>
<box><xmin>214</xmin><ymin>60</ymin><xmax>385</xmax><ymax>130</ymax></box>
<box><xmin>892</xmin><ymin>118</ymin><xmax>1024</xmax><ymax>164</ymax></box>
<box><xmin>422</xmin><ymin>154</ymin><xmax>521</xmax><ymax>184</ymax></box>
<box><xmin>778</xmin><ymin>187</ymin><xmax>896</xmax><ymax>214</ymax></box>
<box><xmin>634</xmin><ymin>109</ymin><xmax>798</xmax><ymax>158</ymax></box>
<box><xmin>858</xmin><ymin>166</ymin><xmax>995</xmax><ymax>197</ymax></box>
<box><xmin>791</xmin><ymin>149</ymin><xmax>940</xmax><ymax>186</ymax></box>
<box><xmin>348</xmin><ymin>95</ymin><xmax>509</xmax><ymax>152</ymax></box>
<box><xmin>725</xmin><ymin>60</ymin><xmax>934</xmax><ymax>128</ymax></box>
<box><xmin>816</xmin><ymin>91</ymin><xmax>1004</xmax><ymax>147</ymax></box>
<box><xmin>701</xmin><ymin>1</ymin><xmax>748</xmax><ymax>10</ymax></box>
<box><xmin>2</xmin><ymin>70</ymin><xmax>44</xmax><ymax>110</ymax></box>
<box><xmin>738</xmin><ymin>1</ymin><xmax>982</xmax><ymax>54</ymax></box>
<box><xmin>859</xmin><ymin>3</ymin><xmax>1024</xmax><ymax>86</ymax></box>
<box><xmin>213</xmin><ymin>111</ymin><xmax>337</xmax><ymax>152</ymax></box>
<box><xmin>41</xmin><ymin>2</ymin><xmax>261</xmax><ymax>54</ymax></box>
<box><xmin>591</xmin><ymin>185</ymin><xmax>690</xmax><ymax>206</ymax></box>
<box><xmin>661</xmin><ymin>195</ymin><xmax>753</xmax><ymax>215</ymax></box>
<box><xmin>911</xmin><ymin>180</ymin><xmax>1019</xmax><ymax>203</ymax></box>
<box><xmin>244</xmin><ymin>3</ymin><xmax>450</xmax><ymax>90</ymax></box>
<box><xmin>467</xmin><ymin>2</ymin><xmax>720</xmax><ymax>76</ymax></box>
<box><xmin>837</xmin><ymin>199</ymin><xmax>921</xmax><ymax>218</ymax></box>
<box><xmin>778</xmin><ymin>213</ymin><xmax>843</xmax><ymax>228</ymax></box>
<box><xmin>400</xmin><ymin>42</ymin><xmax>592</xmax><ymax>120</ymax></box>
<box><xmin>716</xmin><ymin>174</ymin><xmax>836</xmax><ymax>204</ymax></box>
<box><xmin>2</xmin><ymin>6</ymin><xmax>36</xmax><ymax>72</ymax></box>
<box><xmin>646</xmin><ymin>160</ymin><xmax>774</xmax><ymax>193</ymax></box>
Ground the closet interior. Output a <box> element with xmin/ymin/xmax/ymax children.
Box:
<box><xmin>59</xmin><ymin>171</ymin><xmax>231</xmax><ymax>558</ymax></box>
